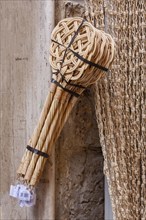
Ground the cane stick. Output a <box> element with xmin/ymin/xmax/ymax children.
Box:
<box><xmin>17</xmin><ymin>83</ymin><xmax>57</xmax><ymax>175</ymax></box>
<box><xmin>29</xmin><ymin>94</ymin><xmax>80</xmax><ymax>185</ymax></box>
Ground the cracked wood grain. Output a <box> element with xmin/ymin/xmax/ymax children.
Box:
<box><xmin>0</xmin><ymin>1</ymin><xmax>55</xmax><ymax>219</ymax></box>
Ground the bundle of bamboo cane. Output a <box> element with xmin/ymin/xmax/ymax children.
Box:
<box><xmin>17</xmin><ymin>17</ymin><xmax>115</xmax><ymax>187</ymax></box>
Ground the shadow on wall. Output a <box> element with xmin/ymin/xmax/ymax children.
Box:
<box><xmin>55</xmin><ymin>90</ymin><xmax>104</xmax><ymax>220</ymax></box>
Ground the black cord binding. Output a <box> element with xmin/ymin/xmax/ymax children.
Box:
<box><xmin>51</xmin><ymin>19</ymin><xmax>108</xmax><ymax>97</ymax></box>
<box><xmin>51</xmin><ymin>79</ymin><xmax>80</xmax><ymax>98</ymax></box>
<box><xmin>26</xmin><ymin>145</ymin><xmax>49</xmax><ymax>159</ymax></box>
<box><xmin>52</xmin><ymin>39</ymin><xmax>108</xmax><ymax>72</ymax></box>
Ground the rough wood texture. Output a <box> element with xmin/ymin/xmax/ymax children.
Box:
<box><xmin>0</xmin><ymin>0</ymin><xmax>104</xmax><ymax>219</ymax></box>
<box><xmin>55</xmin><ymin>1</ymin><xmax>104</xmax><ymax>219</ymax></box>
<box><xmin>55</xmin><ymin>93</ymin><xmax>104</xmax><ymax>220</ymax></box>
<box><xmin>0</xmin><ymin>1</ymin><xmax>55</xmax><ymax>219</ymax></box>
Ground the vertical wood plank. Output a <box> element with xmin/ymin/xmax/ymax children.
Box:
<box><xmin>55</xmin><ymin>1</ymin><xmax>104</xmax><ymax>219</ymax></box>
<box><xmin>105</xmin><ymin>178</ymin><xmax>113</xmax><ymax>220</ymax></box>
<box><xmin>0</xmin><ymin>1</ymin><xmax>54</xmax><ymax>219</ymax></box>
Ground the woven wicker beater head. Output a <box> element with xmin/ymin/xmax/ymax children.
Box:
<box><xmin>49</xmin><ymin>17</ymin><xmax>115</xmax><ymax>93</ymax></box>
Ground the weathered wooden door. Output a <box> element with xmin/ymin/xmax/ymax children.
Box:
<box><xmin>0</xmin><ymin>1</ymin><xmax>55</xmax><ymax>219</ymax></box>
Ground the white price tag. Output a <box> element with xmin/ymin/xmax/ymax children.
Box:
<box><xmin>10</xmin><ymin>184</ymin><xmax>36</xmax><ymax>207</ymax></box>
<box><xmin>24</xmin><ymin>192</ymin><xmax>36</xmax><ymax>207</ymax></box>
<box><xmin>18</xmin><ymin>190</ymin><xmax>31</xmax><ymax>201</ymax></box>
<box><xmin>19</xmin><ymin>200</ymin><xmax>26</xmax><ymax>208</ymax></box>
<box><xmin>9</xmin><ymin>184</ymin><xmax>36</xmax><ymax>207</ymax></box>
<box><xmin>9</xmin><ymin>185</ymin><xmax>20</xmax><ymax>198</ymax></box>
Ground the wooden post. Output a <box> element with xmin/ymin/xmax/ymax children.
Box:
<box><xmin>0</xmin><ymin>1</ymin><xmax>55</xmax><ymax>219</ymax></box>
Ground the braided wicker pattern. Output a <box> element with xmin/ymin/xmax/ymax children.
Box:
<box><xmin>50</xmin><ymin>17</ymin><xmax>95</xmax><ymax>78</ymax></box>
<box><xmin>17</xmin><ymin>17</ymin><xmax>115</xmax><ymax>186</ymax></box>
